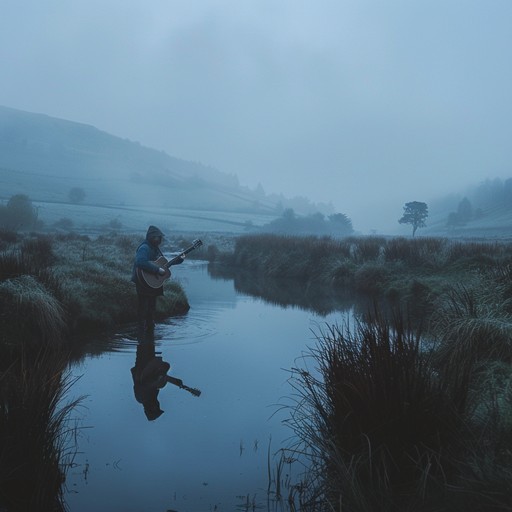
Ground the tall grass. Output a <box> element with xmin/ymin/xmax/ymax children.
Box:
<box><xmin>431</xmin><ymin>279</ymin><xmax>512</xmax><ymax>397</ymax></box>
<box><xmin>0</xmin><ymin>275</ymin><xmax>67</xmax><ymax>346</ymax></box>
<box><xmin>383</xmin><ymin>237</ymin><xmax>447</xmax><ymax>267</ymax></box>
<box><xmin>0</xmin><ymin>346</ymin><xmax>83</xmax><ymax>511</ymax></box>
<box><xmin>279</xmin><ymin>265</ymin><xmax>512</xmax><ymax>511</ymax></box>
<box><xmin>220</xmin><ymin>234</ymin><xmax>512</xmax><ymax>297</ymax></box>
<box><xmin>283</xmin><ymin>312</ymin><xmax>475</xmax><ymax>511</ymax></box>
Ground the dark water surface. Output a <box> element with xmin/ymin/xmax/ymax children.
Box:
<box><xmin>65</xmin><ymin>261</ymin><xmax>350</xmax><ymax>512</ymax></box>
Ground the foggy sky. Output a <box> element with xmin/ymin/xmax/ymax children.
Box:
<box><xmin>1</xmin><ymin>1</ymin><xmax>512</xmax><ymax>232</ymax></box>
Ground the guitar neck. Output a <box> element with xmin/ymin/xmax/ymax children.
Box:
<box><xmin>165</xmin><ymin>244</ymin><xmax>198</xmax><ymax>268</ymax></box>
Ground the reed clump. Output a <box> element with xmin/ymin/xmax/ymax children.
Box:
<box><xmin>0</xmin><ymin>346</ymin><xmax>83</xmax><ymax>512</ymax></box>
<box><xmin>285</xmin><ymin>313</ymin><xmax>468</xmax><ymax>511</ymax></box>
<box><xmin>0</xmin><ymin>275</ymin><xmax>67</xmax><ymax>346</ymax></box>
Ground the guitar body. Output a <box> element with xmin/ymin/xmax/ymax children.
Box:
<box><xmin>137</xmin><ymin>256</ymin><xmax>171</xmax><ymax>289</ymax></box>
<box><xmin>136</xmin><ymin>239</ymin><xmax>203</xmax><ymax>289</ymax></box>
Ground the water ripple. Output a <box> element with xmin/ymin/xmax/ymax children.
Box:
<box><xmin>157</xmin><ymin>306</ymin><xmax>220</xmax><ymax>345</ymax></box>
<box><xmin>89</xmin><ymin>303</ymin><xmax>222</xmax><ymax>354</ymax></box>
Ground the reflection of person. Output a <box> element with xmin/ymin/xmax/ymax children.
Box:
<box><xmin>131</xmin><ymin>341</ymin><xmax>169</xmax><ymax>421</ymax></box>
<box><xmin>131</xmin><ymin>341</ymin><xmax>201</xmax><ymax>421</ymax></box>
<box><xmin>131</xmin><ymin>225</ymin><xmax>184</xmax><ymax>336</ymax></box>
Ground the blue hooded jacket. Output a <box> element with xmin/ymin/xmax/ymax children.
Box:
<box><xmin>131</xmin><ymin>226</ymin><xmax>165</xmax><ymax>289</ymax></box>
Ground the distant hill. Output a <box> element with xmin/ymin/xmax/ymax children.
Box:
<box><xmin>0</xmin><ymin>105</ymin><xmax>332</xmax><ymax>223</ymax></box>
<box><xmin>7</xmin><ymin>105</ymin><xmax>510</xmax><ymax>239</ymax></box>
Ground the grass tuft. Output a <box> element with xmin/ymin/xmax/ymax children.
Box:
<box><xmin>0</xmin><ymin>275</ymin><xmax>67</xmax><ymax>346</ymax></box>
<box><xmin>0</xmin><ymin>346</ymin><xmax>84</xmax><ymax>511</ymax></box>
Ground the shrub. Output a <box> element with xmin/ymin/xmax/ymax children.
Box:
<box><xmin>109</xmin><ymin>218</ymin><xmax>122</xmax><ymax>230</ymax></box>
<box><xmin>68</xmin><ymin>187</ymin><xmax>86</xmax><ymax>203</ymax></box>
<box><xmin>54</xmin><ymin>218</ymin><xmax>74</xmax><ymax>230</ymax></box>
<box><xmin>0</xmin><ymin>194</ymin><xmax>38</xmax><ymax>231</ymax></box>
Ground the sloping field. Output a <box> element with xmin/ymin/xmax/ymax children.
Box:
<box><xmin>32</xmin><ymin>200</ymin><xmax>277</xmax><ymax>235</ymax></box>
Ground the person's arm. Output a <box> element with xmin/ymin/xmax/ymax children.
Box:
<box><xmin>135</xmin><ymin>244</ymin><xmax>162</xmax><ymax>275</ymax></box>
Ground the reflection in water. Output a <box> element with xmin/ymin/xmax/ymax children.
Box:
<box><xmin>131</xmin><ymin>335</ymin><xmax>201</xmax><ymax>421</ymax></box>
<box><xmin>209</xmin><ymin>264</ymin><xmax>364</xmax><ymax>316</ymax></box>
<box><xmin>64</xmin><ymin>262</ymin><xmax>362</xmax><ymax>511</ymax></box>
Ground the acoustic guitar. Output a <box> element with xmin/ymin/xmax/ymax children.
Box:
<box><xmin>137</xmin><ymin>239</ymin><xmax>203</xmax><ymax>289</ymax></box>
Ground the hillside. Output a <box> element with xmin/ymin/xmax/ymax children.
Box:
<box><xmin>2</xmin><ymin>105</ymin><xmax>512</xmax><ymax>238</ymax></box>
<box><xmin>0</xmin><ymin>105</ymin><xmax>333</xmax><ymax>232</ymax></box>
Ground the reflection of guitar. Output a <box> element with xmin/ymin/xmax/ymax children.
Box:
<box><xmin>167</xmin><ymin>375</ymin><xmax>201</xmax><ymax>397</ymax></box>
<box><xmin>137</xmin><ymin>239</ymin><xmax>203</xmax><ymax>289</ymax></box>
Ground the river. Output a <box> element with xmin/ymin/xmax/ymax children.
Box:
<box><xmin>64</xmin><ymin>260</ymin><xmax>353</xmax><ymax>512</ymax></box>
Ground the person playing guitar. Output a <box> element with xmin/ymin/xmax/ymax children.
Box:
<box><xmin>131</xmin><ymin>225</ymin><xmax>185</xmax><ymax>337</ymax></box>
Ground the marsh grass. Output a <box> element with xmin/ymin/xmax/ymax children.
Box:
<box><xmin>283</xmin><ymin>313</ymin><xmax>476</xmax><ymax>511</ymax></box>
<box><xmin>447</xmin><ymin>240</ymin><xmax>512</xmax><ymax>263</ymax></box>
<box><xmin>0</xmin><ymin>275</ymin><xmax>67</xmax><ymax>346</ymax></box>
<box><xmin>0</xmin><ymin>248</ymin><xmax>35</xmax><ymax>282</ymax></box>
<box><xmin>279</xmin><ymin>265</ymin><xmax>512</xmax><ymax>511</ymax></box>
<box><xmin>20</xmin><ymin>235</ymin><xmax>56</xmax><ymax>267</ymax></box>
<box><xmin>0</xmin><ymin>232</ymin><xmax>190</xmax><ymax>343</ymax></box>
<box><xmin>0</xmin><ymin>346</ymin><xmax>83</xmax><ymax>511</ymax></box>
<box><xmin>431</xmin><ymin>279</ymin><xmax>512</xmax><ymax>396</ymax></box>
<box><xmin>347</xmin><ymin>236</ymin><xmax>386</xmax><ymax>263</ymax></box>
<box><xmin>221</xmin><ymin>234</ymin><xmax>512</xmax><ymax>296</ymax></box>
<box><xmin>383</xmin><ymin>237</ymin><xmax>447</xmax><ymax>268</ymax></box>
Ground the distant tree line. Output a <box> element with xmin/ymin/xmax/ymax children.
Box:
<box><xmin>444</xmin><ymin>177</ymin><xmax>512</xmax><ymax>227</ymax></box>
<box><xmin>260</xmin><ymin>208</ymin><xmax>354</xmax><ymax>236</ymax></box>
<box><xmin>446</xmin><ymin>197</ymin><xmax>483</xmax><ymax>227</ymax></box>
<box><xmin>470</xmin><ymin>177</ymin><xmax>512</xmax><ymax>208</ymax></box>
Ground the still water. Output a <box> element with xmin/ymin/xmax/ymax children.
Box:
<box><xmin>65</xmin><ymin>261</ymin><xmax>351</xmax><ymax>512</ymax></box>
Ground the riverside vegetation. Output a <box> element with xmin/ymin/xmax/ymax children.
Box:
<box><xmin>0</xmin><ymin>230</ymin><xmax>191</xmax><ymax>511</ymax></box>
<box><xmin>2</xmin><ymin>230</ymin><xmax>512</xmax><ymax>510</ymax></box>
<box><xmin>0</xmin><ymin>231</ymin><xmax>191</xmax><ymax>342</ymax></box>
<box><xmin>211</xmin><ymin>234</ymin><xmax>512</xmax><ymax>511</ymax></box>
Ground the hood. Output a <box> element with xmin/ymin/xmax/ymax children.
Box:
<box><xmin>146</xmin><ymin>225</ymin><xmax>165</xmax><ymax>240</ymax></box>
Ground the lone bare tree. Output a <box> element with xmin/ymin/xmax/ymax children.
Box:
<box><xmin>399</xmin><ymin>201</ymin><xmax>428</xmax><ymax>236</ymax></box>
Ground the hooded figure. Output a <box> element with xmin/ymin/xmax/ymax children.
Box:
<box><xmin>132</xmin><ymin>226</ymin><xmax>166</xmax><ymax>289</ymax></box>
<box><xmin>131</xmin><ymin>225</ymin><xmax>167</xmax><ymax>335</ymax></box>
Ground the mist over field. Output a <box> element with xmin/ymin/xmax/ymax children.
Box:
<box><xmin>1</xmin><ymin>1</ymin><xmax>512</xmax><ymax>235</ymax></box>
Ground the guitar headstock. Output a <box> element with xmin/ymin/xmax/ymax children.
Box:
<box><xmin>192</xmin><ymin>239</ymin><xmax>203</xmax><ymax>249</ymax></box>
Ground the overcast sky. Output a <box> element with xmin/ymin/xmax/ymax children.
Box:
<box><xmin>1</xmin><ymin>1</ymin><xmax>511</xmax><ymax>232</ymax></box>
